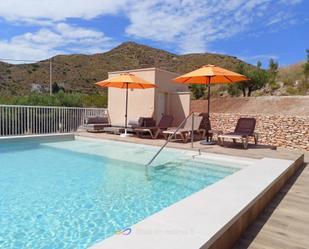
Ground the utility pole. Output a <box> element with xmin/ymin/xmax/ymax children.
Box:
<box><xmin>49</xmin><ymin>58</ymin><xmax>52</xmax><ymax>95</ymax></box>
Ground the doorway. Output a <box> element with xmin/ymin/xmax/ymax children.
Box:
<box><xmin>156</xmin><ymin>92</ymin><xmax>168</xmax><ymax>123</ymax></box>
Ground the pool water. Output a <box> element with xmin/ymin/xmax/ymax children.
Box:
<box><xmin>0</xmin><ymin>138</ymin><xmax>239</xmax><ymax>249</ymax></box>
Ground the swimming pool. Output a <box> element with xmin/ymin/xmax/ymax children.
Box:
<box><xmin>0</xmin><ymin>136</ymin><xmax>239</xmax><ymax>249</ymax></box>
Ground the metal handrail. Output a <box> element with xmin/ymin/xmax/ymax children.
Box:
<box><xmin>146</xmin><ymin>112</ymin><xmax>195</xmax><ymax>166</ymax></box>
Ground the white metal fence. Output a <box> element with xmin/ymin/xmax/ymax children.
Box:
<box><xmin>0</xmin><ymin>105</ymin><xmax>108</xmax><ymax>136</ymax></box>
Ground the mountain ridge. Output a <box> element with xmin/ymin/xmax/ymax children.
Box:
<box><xmin>0</xmin><ymin>41</ymin><xmax>255</xmax><ymax>95</ymax></box>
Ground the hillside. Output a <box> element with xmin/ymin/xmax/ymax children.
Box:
<box><xmin>191</xmin><ymin>96</ymin><xmax>309</xmax><ymax>116</ymax></box>
<box><xmin>278</xmin><ymin>62</ymin><xmax>305</xmax><ymax>83</ymax></box>
<box><xmin>257</xmin><ymin>62</ymin><xmax>309</xmax><ymax>96</ymax></box>
<box><xmin>0</xmin><ymin>42</ymin><xmax>255</xmax><ymax>95</ymax></box>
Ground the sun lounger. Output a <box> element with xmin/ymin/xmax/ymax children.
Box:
<box><xmin>84</xmin><ymin>116</ymin><xmax>111</xmax><ymax>133</ymax></box>
<box><xmin>218</xmin><ymin>118</ymin><xmax>258</xmax><ymax>149</ymax></box>
<box><xmin>104</xmin><ymin>117</ymin><xmax>156</xmax><ymax>135</ymax></box>
<box><xmin>103</xmin><ymin>126</ymin><xmax>125</xmax><ymax>134</ymax></box>
<box><xmin>129</xmin><ymin>117</ymin><xmax>156</xmax><ymax>130</ymax></box>
<box><xmin>162</xmin><ymin>115</ymin><xmax>202</xmax><ymax>143</ymax></box>
<box><xmin>134</xmin><ymin>115</ymin><xmax>174</xmax><ymax>139</ymax></box>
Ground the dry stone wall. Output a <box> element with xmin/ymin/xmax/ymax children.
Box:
<box><xmin>208</xmin><ymin>113</ymin><xmax>308</xmax><ymax>151</ymax></box>
<box><xmin>190</xmin><ymin>100</ymin><xmax>309</xmax><ymax>151</ymax></box>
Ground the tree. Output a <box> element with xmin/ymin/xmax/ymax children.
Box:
<box><xmin>228</xmin><ymin>61</ymin><xmax>268</xmax><ymax>97</ymax></box>
<box><xmin>235</xmin><ymin>63</ymin><xmax>247</xmax><ymax>97</ymax></box>
<box><xmin>257</xmin><ymin>61</ymin><xmax>262</xmax><ymax>69</ymax></box>
<box><xmin>268</xmin><ymin>58</ymin><xmax>278</xmax><ymax>86</ymax></box>
<box><xmin>189</xmin><ymin>84</ymin><xmax>206</xmax><ymax>99</ymax></box>
<box><xmin>304</xmin><ymin>49</ymin><xmax>309</xmax><ymax>82</ymax></box>
<box><xmin>247</xmin><ymin>64</ymin><xmax>268</xmax><ymax>96</ymax></box>
<box><xmin>52</xmin><ymin>82</ymin><xmax>65</xmax><ymax>94</ymax></box>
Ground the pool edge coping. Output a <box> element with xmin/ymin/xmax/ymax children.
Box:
<box><xmin>89</xmin><ymin>154</ymin><xmax>303</xmax><ymax>249</ymax></box>
<box><xmin>0</xmin><ymin>133</ymin><xmax>74</xmax><ymax>143</ymax></box>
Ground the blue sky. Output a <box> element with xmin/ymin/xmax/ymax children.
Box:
<box><xmin>0</xmin><ymin>0</ymin><xmax>308</xmax><ymax>67</ymax></box>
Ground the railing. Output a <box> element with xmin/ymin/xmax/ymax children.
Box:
<box><xmin>0</xmin><ymin>105</ymin><xmax>107</xmax><ymax>137</ymax></box>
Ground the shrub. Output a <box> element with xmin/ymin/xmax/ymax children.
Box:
<box><xmin>227</xmin><ymin>84</ymin><xmax>241</xmax><ymax>96</ymax></box>
<box><xmin>283</xmin><ymin>79</ymin><xmax>294</xmax><ymax>86</ymax></box>
<box><xmin>297</xmin><ymin>80</ymin><xmax>309</xmax><ymax>95</ymax></box>
<box><xmin>270</xmin><ymin>82</ymin><xmax>280</xmax><ymax>90</ymax></box>
<box><xmin>189</xmin><ymin>84</ymin><xmax>206</xmax><ymax>99</ymax></box>
<box><xmin>286</xmin><ymin>86</ymin><xmax>298</xmax><ymax>95</ymax></box>
<box><xmin>0</xmin><ymin>92</ymin><xmax>107</xmax><ymax>107</ymax></box>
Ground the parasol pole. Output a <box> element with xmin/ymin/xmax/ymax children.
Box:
<box><xmin>124</xmin><ymin>82</ymin><xmax>128</xmax><ymax>135</ymax></box>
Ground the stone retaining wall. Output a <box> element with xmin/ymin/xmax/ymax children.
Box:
<box><xmin>208</xmin><ymin>113</ymin><xmax>308</xmax><ymax>151</ymax></box>
<box><xmin>191</xmin><ymin>99</ymin><xmax>309</xmax><ymax>151</ymax></box>
<box><xmin>203</xmin><ymin>113</ymin><xmax>309</xmax><ymax>151</ymax></box>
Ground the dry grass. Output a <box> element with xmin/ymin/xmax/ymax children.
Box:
<box><xmin>0</xmin><ymin>42</ymin><xmax>254</xmax><ymax>95</ymax></box>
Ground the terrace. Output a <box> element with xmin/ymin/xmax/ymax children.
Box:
<box><xmin>78</xmin><ymin>131</ymin><xmax>308</xmax><ymax>249</ymax></box>
<box><xmin>0</xmin><ymin>68</ymin><xmax>308</xmax><ymax>249</ymax></box>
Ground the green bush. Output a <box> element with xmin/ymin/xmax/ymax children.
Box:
<box><xmin>227</xmin><ymin>84</ymin><xmax>241</xmax><ymax>96</ymax></box>
<box><xmin>270</xmin><ymin>82</ymin><xmax>280</xmax><ymax>90</ymax></box>
<box><xmin>189</xmin><ymin>84</ymin><xmax>206</xmax><ymax>99</ymax></box>
<box><xmin>286</xmin><ymin>86</ymin><xmax>298</xmax><ymax>95</ymax></box>
<box><xmin>297</xmin><ymin>81</ymin><xmax>309</xmax><ymax>95</ymax></box>
<box><xmin>283</xmin><ymin>79</ymin><xmax>294</xmax><ymax>86</ymax></box>
<box><xmin>0</xmin><ymin>92</ymin><xmax>107</xmax><ymax>108</ymax></box>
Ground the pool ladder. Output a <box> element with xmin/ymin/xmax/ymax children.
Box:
<box><xmin>146</xmin><ymin>113</ymin><xmax>196</xmax><ymax>167</ymax></box>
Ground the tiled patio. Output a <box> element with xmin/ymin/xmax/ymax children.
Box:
<box><xmin>77</xmin><ymin>131</ymin><xmax>308</xmax><ymax>249</ymax></box>
<box><xmin>76</xmin><ymin>131</ymin><xmax>304</xmax><ymax>161</ymax></box>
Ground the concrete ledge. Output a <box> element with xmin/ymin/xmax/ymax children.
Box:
<box><xmin>0</xmin><ymin>133</ymin><xmax>75</xmax><ymax>143</ymax></box>
<box><xmin>90</xmin><ymin>154</ymin><xmax>304</xmax><ymax>249</ymax></box>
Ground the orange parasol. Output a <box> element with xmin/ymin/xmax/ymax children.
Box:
<box><xmin>173</xmin><ymin>64</ymin><xmax>249</xmax><ymax>143</ymax></box>
<box><xmin>95</xmin><ymin>73</ymin><xmax>157</xmax><ymax>136</ymax></box>
<box><xmin>173</xmin><ymin>64</ymin><xmax>249</xmax><ymax>114</ymax></box>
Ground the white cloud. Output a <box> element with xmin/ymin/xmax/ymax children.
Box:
<box><xmin>124</xmin><ymin>0</ymin><xmax>304</xmax><ymax>53</ymax></box>
<box><xmin>0</xmin><ymin>0</ymin><xmax>305</xmax><ymax>57</ymax></box>
<box><xmin>0</xmin><ymin>0</ymin><xmax>128</xmax><ymax>23</ymax></box>
<box><xmin>0</xmin><ymin>23</ymin><xmax>116</xmax><ymax>62</ymax></box>
<box><xmin>123</xmin><ymin>0</ymin><xmax>230</xmax><ymax>53</ymax></box>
